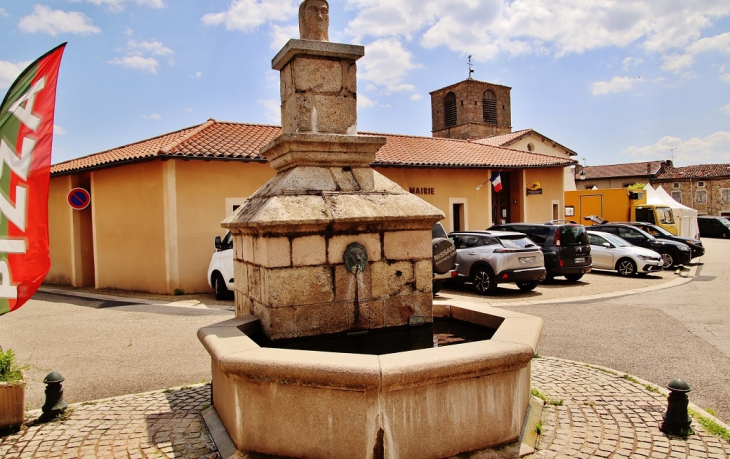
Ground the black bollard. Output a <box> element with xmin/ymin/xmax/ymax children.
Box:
<box><xmin>40</xmin><ymin>372</ymin><xmax>68</xmax><ymax>422</ymax></box>
<box><xmin>660</xmin><ymin>379</ymin><xmax>692</xmax><ymax>436</ymax></box>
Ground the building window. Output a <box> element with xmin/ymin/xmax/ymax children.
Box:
<box><xmin>722</xmin><ymin>189</ymin><xmax>730</xmax><ymax>203</ymax></box>
<box><xmin>671</xmin><ymin>191</ymin><xmax>682</xmax><ymax>203</ymax></box>
<box><xmin>444</xmin><ymin>92</ymin><xmax>457</xmax><ymax>128</ymax></box>
<box><xmin>482</xmin><ymin>90</ymin><xmax>497</xmax><ymax>124</ymax></box>
<box><xmin>673</xmin><ymin>182</ymin><xmax>680</xmax><ymax>188</ymax></box>
<box><xmin>697</xmin><ymin>181</ymin><xmax>705</xmax><ymax>188</ymax></box>
<box><xmin>527</xmin><ymin>143</ymin><xmax>535</xmax><ymax>152</ymax></box>
<box><xmin>696</xmin><ymin>190</ymin><xmax>707</xmax><ymax>203</ymax></box>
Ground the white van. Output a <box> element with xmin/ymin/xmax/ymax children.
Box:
<box><xmin>207</xmin><ymin>231</ymin><xmax>234</xmax><ymax>300</ymax></box>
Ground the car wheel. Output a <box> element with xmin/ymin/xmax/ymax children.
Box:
<box><xmin>432</xmin><ymin>280</ymin><xmax>443</xmax><ymax>295</ymax></box>
<box><xmin>472</xmin><ymin>267</ymin><xmax>497</xmax><ymax>295</ymax></box>
<box><xmin>565</xmin><ymin>274</ymin><xmax>584</xmax><ymax>282</ymax></box>
<box><xmin>213</xmin><ymin>272</ymin><xmax>230</xmax><ymax>300</ymax></box>
<box><xmin>616</xmin><ymin>258</ymin><xmax>637</xmax><ymax>277</ymax></box>
<box><xmin>517</xmin><ymin>281</ymin><xmax>539</xmax><ymax>292</ymax></box>
<box><xmin>660</xmin><ymin>251</ymin><xmax>675</xmax><ymax>269</ymax></box>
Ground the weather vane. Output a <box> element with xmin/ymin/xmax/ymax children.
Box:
<box><xmin>468</xmin><ymin>55</ymin><xmax>475</xmax><ymax>79</ymax></box>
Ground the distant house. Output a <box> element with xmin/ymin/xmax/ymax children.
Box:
<box><xmin>652</xmin><ymin>164</ymin><xmax>730</xmax><ymax>216</ymax></box>
<box><xmin>575</xmin><ymin>161</ymin><xmax>671</xmax><ymax>189</ymax></box>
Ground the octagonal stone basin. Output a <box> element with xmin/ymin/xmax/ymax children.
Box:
<box><xmin>198</xmin><ymin>303</ymin><xmax>543</xmax><ymax>459</ymax></box>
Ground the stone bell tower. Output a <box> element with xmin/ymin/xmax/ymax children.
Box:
<box><xmin>430</xmin><ymin>79</ymin><xmax>512</xmax><ymax>140</ymax></box>
<box><xmin>223</xmin><ymin>0</ymin><xmax>444</xmax><ymax>341</ymax></box>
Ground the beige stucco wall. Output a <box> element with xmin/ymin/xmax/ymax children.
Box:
<box><xmin>47</xmin><ymin>176</ymin><xmax>73</xmax><ymax>285</ymax></box>
<box><xmin>173</xmin><ymin>160</ymin><xmax>275</xmax><ymax>293</ymax></box>
<box><xmin>509</xmin><ymin>136</ymin><xmax>569</xmax><ymax>159</ymax></box>
<box><xmin>91</xmin><ymin>161</ymin><xmax>168</xmax><ymax>293</ymax></box>
<box><xmin>523</xmin><ymin>168</ymin><xmax>566</xmax><ymax>223</ymax></box>
<box><xmin>375</xmin><ymin>167</ymin><xmax>492</xmax><ymax>232</ymax></box>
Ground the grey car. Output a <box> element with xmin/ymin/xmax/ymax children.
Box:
<box><xmin>449</xmin><ymin>231</ymin><xmax>547</xmax><ymax>295</ymax></box>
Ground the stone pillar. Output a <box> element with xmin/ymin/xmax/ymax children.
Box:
<box><xmin>224</xmin><ymin>39</ymin><xmax>444</xmax><ymax>341</ymax></box>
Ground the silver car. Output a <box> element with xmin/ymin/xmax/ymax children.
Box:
<box><xmin>587</xmin><ymin>230</ymin><xmax>663</xmax><ymax>276</ymax></box>
<box><xmin>449</xmin><ymin>231</ymin><xmax>546</xmax><ymax>295</ymax></box>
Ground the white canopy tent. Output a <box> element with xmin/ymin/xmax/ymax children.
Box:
<box><xmin>646</xmin><ymin>185</ymin><xmax>700</xmax><ymax>239</ymax></box>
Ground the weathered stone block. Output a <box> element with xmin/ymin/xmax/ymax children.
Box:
<box><xmin>235</xmin><ymin>293</ymin><xmax>253</xmax><ymax>316</ymax></box>
<box><xmin>328</xmin><ymin>233</ymin><xmax>381</xmax><ymax>265</ymax></box>
<box><xmin>311</xmin><ymin>94</ymin><xmax>357</xmax><ymax>135</ymax></box>
<box><xmin>330</xmin><ymin>167</ymin><xmax>360</xmax><ymax>192</ymax></box>
<box><xmin>414</xmin><ymin>259</ymin><xmax>432</xmax><ymax>293</ymax></box>
<box><xmin>292</xmin><ymin>235</ymin><xmax>327</xmax><ymax>267</ymax></box>
<box><xmin>334</xmin><ymin>264</ymin><xmax>372</xmax><ymax>302</ymax></box>
<box><xmin>294</xmin><ymin>301</ymin><xmax>349</xmax><ymax>337</ymax></box>
<box><xmin>345</xmin><ymin>62</ymin><xmax>357</xmax><ymax>94</ymax></box>
<box><xmin>265</xmin><ymin>167</ymin><xmax>338</xmax><ymax>195</ymax></box>
<box><xmin>282</xmin><ymin>93</ymin><xmax>313</xmax><ymax>134</ymax></box>
<box><xmin>266</xmin><ymin>266</ymin><xmax>334</xmax><ymax>308</ymax></box>
<box><xmin>240</xmin><ymin>235</ymin><xmax>255</xmax><ymax>263</ymax></box>
<box><xmin>247</xmin><ymin>265</ymin><xmax>263</xmax><ymax>303</ymax></box>
<box><xmin>254</xmin><ymin>237</ymin><xmax>291</xmax><ymax>268</ymax></box>
<box><xmin>234</xmin><ymin>261</ymin><xmax>249</xmax><ymax>296</ymax></box>
<box><xmin>371</xmin><ymin>261</ymin><xmax>415</xmax><ymax>298</ymax></box>
<box><xmin>255</xmin><ymin>302</ymin><xmax>296</xmax><ymax>340</ymax></box>
<box><xmin>383</xmin><ymin>293</ymin><xmax>433</xmax><ymax>328</ymax></box>
<box><xmin>384</xmin><ymin>231</ymin><xmax>431</xmax><ymax>260</ymax></box>
<box><xmin>280</xmin><ymin>63</ymin><xmax>294</xmax><ymax>102</ymax></box>
<box><xmin>292</xmin><ymin>57</ymin><xmax>342</xmax><ymax>93</ymax></box>
<box><xmin>347</xmin><ymin>299</ymin><xmax>384</xmax><ymax>330</ymax></box>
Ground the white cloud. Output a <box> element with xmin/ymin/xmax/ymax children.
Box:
<box><xmin>109</xmin><ymin>55</ymin><xmax>160</xmax><ymax>74</ymax></box>
<box><xmin>259</xmin><ymin>99</ymin><xmax>280</xmax><ymax>123</ymax></box>
<box><xmin>142</xmin><ymin>113</ymin><xmax>162</xmax><ymax>120</ymax></box>
<box><xmin>54</xmin><ymin>125</ymin><xmax>67</xmax><ymax>135</ymax></box>
<box><xmin>410</xmin><ymin>94</ymin><xmax>423</xmax><ymax>101</ymax></box>
<box><xmin>721</xmin><ymin>103</ymin><xmax>730</xmax><ymax>115</ymax></box>
<box><xmin>661</xmin><ymin>32</ymin><xmax>730</xmax><ymax>73</ymax></box>
<box><xmin>591</xmin><ymin>76</ymin><xmax>644</xmax><ymax>96</ymax></box>
<box><xmin>0</xmin><ymin>60</ymin><xmax>31</xmax><ymax>89</ymax></box>
<box><xmin>359</xmin><ymin>38</ymin><xmax>421</xmax><ymax>93</ymax></box>
<box><xmin>270</xmin><ymin>24</ymin><xmax>299</xmax><ymax>50</ymax></box>
<box><xmin>0</xmin><ymin>8</ymin><xmax>8</xmax><ymax>18</ymax></box>
<box><xmin>723</xmin><ymin>73</ymin><xmax>730</xmax><ymax>83</ymax></box>
<box><xmin>109</xmin><ymin>40</ymin><xmax>174</xmax><ymax>74</ymax></box>
<box><xmin>77</xmin><ymin>0</ymin><xmax>165</xmax><ymax>13</ymax></box>
<box><xmin>191</xmin><ymin>71</ymin><xmax>202</xmax><ymax>79</ymax></box>
<box><xmin>202</xmin><ymin>0</ymin><xmax>297</xmax><ymax>33</ymax></box>
<box><xmin>358</xmin><ymin>94</ymin><xmax>377</xmax><ymax>108</ymax></box>
<box><xmin>19</xmin><ymin>5</ymin><xmax>101</xmax><ymax>36</ymax></box>
<box><xmin>622</xmin><ymin>57</ymin><xmax>644</xmax><ymax>71</ymax></box>
<box><xmin>621</xmin><ymin>132</ymin><xmax>730</xmax><ymax>165</ymax></box>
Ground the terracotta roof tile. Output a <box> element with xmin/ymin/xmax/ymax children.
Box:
<box><xmin>473</xmin><ymin>129</ymin><xmax>533</xmax><ymax>146</ymax></box>
<box><xmin>580</xmin><ymin>161</ymin><xmax>667</xmax><ymax>180</ymax></box>
<box><xmin>655</xmin><ymin>164</ymin><xmax>730</xmax><ymax>180</ymax></box>
<box><xmin>51</xmin><ymin>120</ymin><xmax>575</xmax><ymax>175</ymax></box>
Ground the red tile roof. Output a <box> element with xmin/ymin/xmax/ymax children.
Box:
<box><xmin>51</xmin><ymin>120</ymin><xmax>575</xmax><ymax>175</ymax></box>
<box><xmin>655</xmin><ymin>164</ymin><xmax>730</xmax><ymax>181</ymax></box>
<box><xmin>580</xmin><ymin>161</ymin><xmax>668</xmax><ymax>180</ymax></box>
<box><xmin>474</xmin><ymin>129</ymin><xmax>578</xmax><ymax>156</ymax></box>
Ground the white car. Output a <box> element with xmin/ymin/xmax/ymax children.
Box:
<box><xmin>207</xmin><ymin>231</ymin><xmax>234</xmax><ymax>299</ymax></box>
<box><xmin>587</xmin><ymin>230</ymin><xmax>663</xmax><ymax>277</ymax></box>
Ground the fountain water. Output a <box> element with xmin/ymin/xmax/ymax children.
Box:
<box><xmin>199</xmin><ymin>2</ymin><xmax>543</xmax><ymax>457</ymax></box>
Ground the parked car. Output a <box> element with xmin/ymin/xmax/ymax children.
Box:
<box><xmin>489</xmin><ymin>221</ymin><xmax>592</xmax><ymax>281</ymax></box>
<box><xmin>208</xmin><ymin>231</ymin><xmax>234</xmax><ymax>300</ymax></box>
<box><xmin>448</xmin><ymin>230</ymin><xmax>546</xmax><ymax>295</ymax></box>
<box><xmin>587</xmin><ymin>231</ymin><xmax>664</xmax><ymax>276</ymax></box>
<box><xmin>697</xmin><ymin>216</ymin><xmax>730</xmax><ymax>239</ymax></box>
<box><xmin>588</xmin><ymin>223</ymin><xmax>692</xmax><ymax>268</ymax></box>
<box><xmin>616</xmin><ymin>222</ymin><xmax>705</xmax><ymax>259</ymax></box>
<box><xmin>432</xmin><ymin>222</ymin><xmax>458</xmax><ymax>294</ymax></box>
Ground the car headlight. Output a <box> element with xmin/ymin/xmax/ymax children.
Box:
<box><xmin>678</xmin><ymin>245</ymin><xmax>690</xmax><ymax>251</ymax></box>
<box><xmin>638</xmin><ymin>255</ymin><xmax>654</xmax><ymax>261</ymax></box>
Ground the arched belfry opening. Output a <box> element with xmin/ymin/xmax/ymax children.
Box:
<box><xmin>430</xmin><ymin>79</ymin><xmax>512</xmax><ymax>140</ymax></box>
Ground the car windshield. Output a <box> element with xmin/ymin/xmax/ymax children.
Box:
<box><xmin>719</xmin><ymin>218</ymin><xmax>730</xmax><ymax>228</ymax></box>
<box><xmin>222</xmin><ymin>231</ymin><xmax>233</xmax><ymax>250</ymax></box>
<box><xmin>432</xmin><ymin>223</ymin><xmax>448</xmax><ymax>239</ymax></box>
<box><xmin>656</xmin><ymin>207</ymin><xmax>675</xmax><ymax>225</ymax></box>
<box><xmin>560</xmin><ymin>226</ymin><xmax>588</xmax><ymax>246</ymax></box>
<box><xmin>498</xmin><ymin>235</ymin><xmax>537</xmax><ymax>249</ymax></box>
<box><xmin>650</xmin><ymin>225</ymin><xmax>674</xmax><ymax>237</ymax></box>
<box><xmin>597</xmin><ymin>232</ymin><xmax>632</xmax><ymax>248</ymax></box>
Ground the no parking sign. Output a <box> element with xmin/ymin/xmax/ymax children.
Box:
<box><xmin>68</xmin><ymin>188</ymin><xmax>91</xmax><ymax>210</ymax></box>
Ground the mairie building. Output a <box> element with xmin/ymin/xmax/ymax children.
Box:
<box><xmin>47</xmin><ymin>78</ymin><xmax>577</xmax><ymax>294</ymax></box>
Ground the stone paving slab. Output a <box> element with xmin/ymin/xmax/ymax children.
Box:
<box><xmin>2</xmin><ymin>359</ymin><xmax>729</xmax><ymax>459</ymax></box>
<box><xmin>529</xmin><ymin>357</ymin><xmax>730</xmax><ymax>459</ymax></box>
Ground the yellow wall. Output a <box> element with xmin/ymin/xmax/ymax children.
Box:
<box><xmin>91</xmin><ymin>161</ymin><xmax>168</xmax><ymax>293</ymax></box>
<box><xmin>375</xmin><ymin>167</ymin><xmax>493</xmax><ymax>232</ymax></box>
<box><xmin>523</xmin><ymin>168</ymin><xmax>566</xmax><ymax>223</ymax></box>
<box><xmin>47</xmin><ymin>176</ymin><xmax>73</xmax><ymax>285</ymax></box>
<box><xmin>174</xmin><ymin>160</ymin><xmax>275</xmax><ymax>293</ymax></box>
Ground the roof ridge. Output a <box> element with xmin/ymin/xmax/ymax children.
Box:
<box><xmin>585</xmin><ymin>160</ymin><xmax>665</xmax><ymax>168</ymax></box>
<box><xmin>159</xmin><ymin>118</ymin><xmax>216</xmax><ymax>154</ymax></box>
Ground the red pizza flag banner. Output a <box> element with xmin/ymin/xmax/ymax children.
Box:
<box><xmin>0</xmin><ymin>43</ymin><xmax>67</xmax><ymax>316</ymax></box>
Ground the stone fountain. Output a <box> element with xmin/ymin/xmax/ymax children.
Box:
<box><xmin>199</xmin><ymin>1</ymin><xmax>543</xmax><ymax>457</ymax></box>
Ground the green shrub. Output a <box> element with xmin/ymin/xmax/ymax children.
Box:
<box><xmin>0</xmin><ymin>348</ymin><xmax>25</xmax><ymax>384</ymax></box>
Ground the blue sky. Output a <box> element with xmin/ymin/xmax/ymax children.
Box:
<box><xmin>1</xmin><ymin>0</ymin><xmax>729</xmax><ymax>167</ymax></box>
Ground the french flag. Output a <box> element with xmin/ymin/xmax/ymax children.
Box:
<box><xmin>491</xmin><ymin>172</ymin><xmax>503</xmax><ymax>192</ymax></box>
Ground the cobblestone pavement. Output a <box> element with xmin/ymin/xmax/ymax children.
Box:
<box><xmin>3</xmin><ymin>359</ymin><xmax>729</xmax><ymax>458</ymax></box>
<box><xmin>0</xmin><ymin>385</ymin><xmax>219</xmax><ymax>459</ymax></box>
<box><xmin>530</xmin><ymin>358</ymin><xmax>730</xmax><ymax>459</ymax></box>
